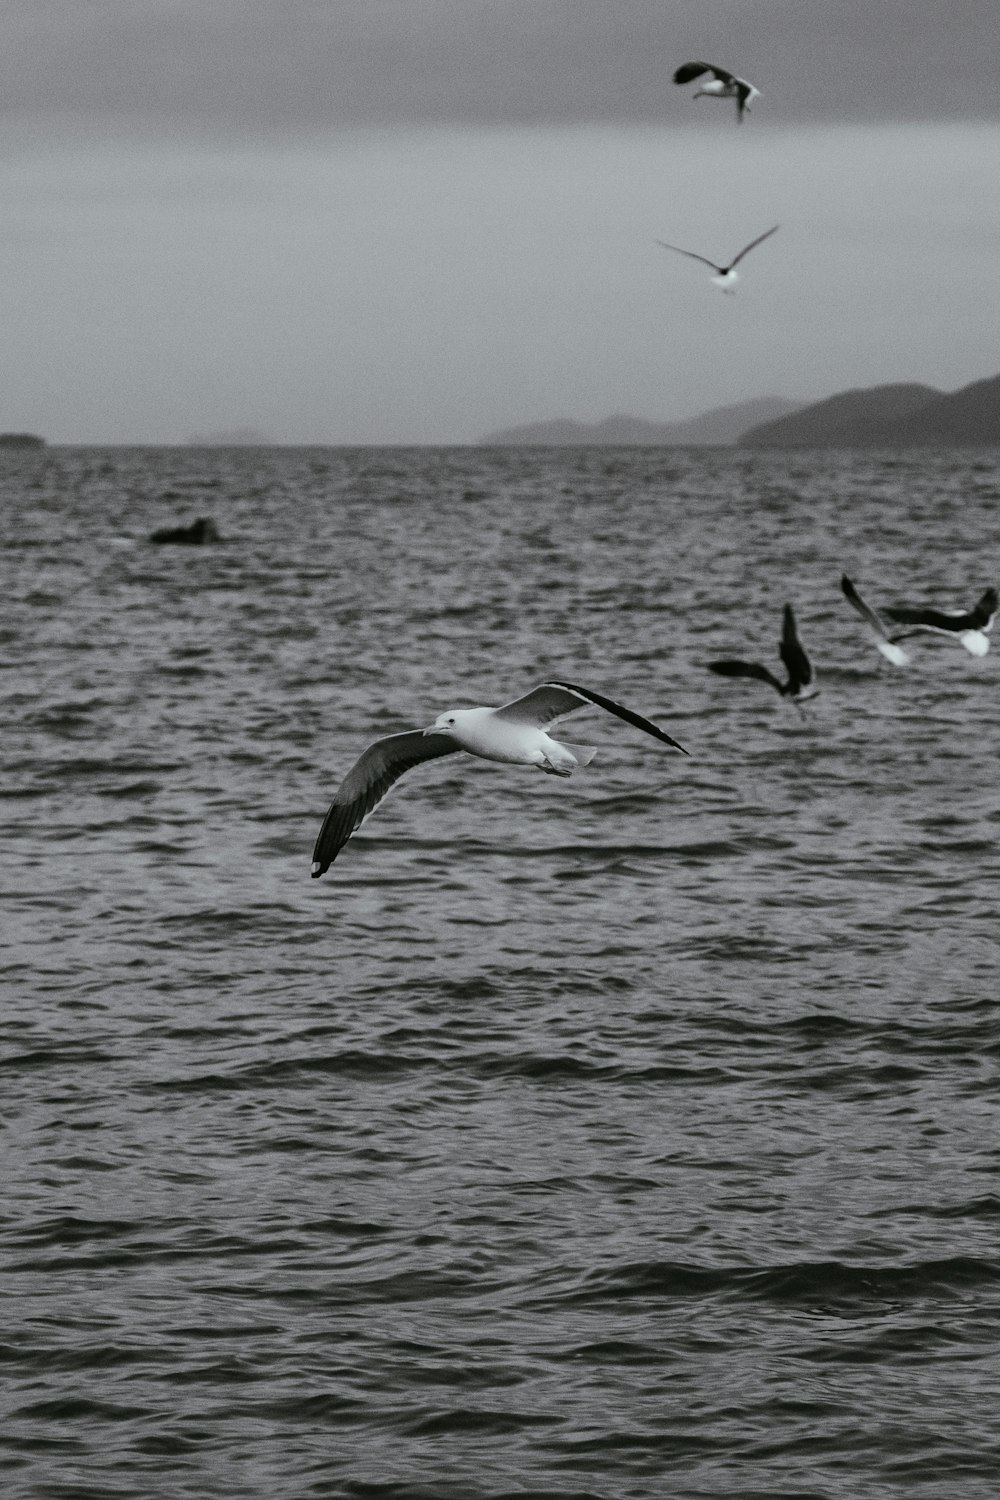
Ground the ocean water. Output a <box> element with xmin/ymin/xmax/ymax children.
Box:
<box><xmin>2</xmin><ymin>443</ymin><xmax>999</xmax><ymax>1500</ymax></box>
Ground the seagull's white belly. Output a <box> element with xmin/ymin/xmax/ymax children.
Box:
<box><xmin>450</xmin><ymin>711</ymin><xmax>548</xmax><ymax>765</ymax></box>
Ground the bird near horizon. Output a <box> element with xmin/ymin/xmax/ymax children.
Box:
<box><xmin>708</xmin><ymin>603</ymin><xmax>817</xmax><ymax>704</ymax></box>
<box><xmin>841</xmin><ymin>574</ymin><xmax>997</xmax><ymax>661</ymax></box>
<box><xmin>672</xmin><ymin>61</ymin><xmax>761</xmax><ymax>121</ymax></box>
<box><xmin>655</xmin><ymin>224</ymin><xmax>779</xmax><ymax>293</ymax></box>
<box><xmin>310</xmin><ymin>681</ymin><xmax>688</xmax><ymax>876</ymax></box>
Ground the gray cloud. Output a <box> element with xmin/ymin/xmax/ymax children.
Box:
<box><xmin>3</xmin><ymin>0</ymin><xmax>999</xmax><ymax>132</ymax></box>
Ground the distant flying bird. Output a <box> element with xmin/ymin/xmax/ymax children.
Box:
<box><xmin>840</xmin><ymin>575</ymin><xmax>911</xmax><ymax>665</ymax></box>
<box><xmin>311</xmin><ymin>681</ymin><xmax>689</xmax><ymax>876</ymax></box>
<box><xmin>841</xmin><ymin>574</ymin><xmax>998</xmax><ymax>661</ymax></box>
<box><xmin>708</xmin><ymin>604</ymin><xmax>817</xmax><ymax>703</ymax></box>
<box><xmin>655</xmin><ymin>224</ymin><xmax>779</xmax><ymax>293</ymax></box>
<box><xmin>883</xmin><ymin>586</ymin><xmax>998</xmax><ymax>657</ymax></box>
<box><xmin>673</xmin><ymin>61</ymin><xmax>761</xmax><ymax>121</ymax></box>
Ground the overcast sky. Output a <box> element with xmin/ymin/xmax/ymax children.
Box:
<box><xmin>1</xmin><ymin>1</ymin><xmax>998</xmax><ymax>442</ymax></box>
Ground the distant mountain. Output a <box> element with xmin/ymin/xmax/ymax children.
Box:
<box><xmin>889</xmin><ymin>372</ymin><xmax>1000</xmax><ymax>445</ymax></box>
<box><xmin>739</xmin><ymin>372</ymin><xmax>1000</xmax><ymax>447</ymax></box>
<box><xmin>480</xmin><ymin>397</ymin><xmax>801</xmax><ymax>447</ymax></box>
<box><xmin>739</xmin><ymin>384</ymin><xmax>942</xmax><ymax>448</ymax></box>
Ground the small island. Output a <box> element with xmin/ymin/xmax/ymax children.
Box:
<box><xmin>0</xmin><ymin>432</ymin><xmax>45</xmax><ymax>449</ymax></box>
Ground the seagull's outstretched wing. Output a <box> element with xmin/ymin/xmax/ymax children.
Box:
<box><xmin>729</xmin><ymin>224</ymin><xmax>779</xmax><ymax>269</ymax></box>
<box><xmin>840</xmin><ymin>573</ymin><xmax>910</xmax><ymax>665</ymax></box>
<box><xmin>779</xmin><ymin>603</ymin><xmax>813</xmax><ymax>694</ymax></box>
<box><xmin>493</xmin><ymin>681</ymin><xmax>688</xmax><ymax>752</ymax></box>
<box><xmin>971</xmin><ymin>587</ymin><xmax>998</xmax><ymax>630</ymax></box>
<box><xmin>655</xmin><ymin>239</ymin><xmax>722</xmax><ymax>272</ymax></box>
<box><xmin>311</xmin><ymin>730</ymin><xmax>461</xmax><ymax>877</ymax></box>
<box><xmin>672</xmin><ymin>60</ymin><xmax>735</xmax><ymax>86</ymax></box>
<box><xmin>708</xmin><ymin>659</ymin><xmax>784</xmax><ymax>695</ymax></box>
<box><xmin>884</xmin><ymin>586</ymin><xmax>999</xmax><ymax>633</ymax></box>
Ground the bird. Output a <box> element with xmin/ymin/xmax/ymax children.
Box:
<box><xmin>310</xmin><ymin>681</ymin><xmax>688</xmax><ymax>876</ymax></box>
<box><xmin>882</xmin><ymin>585</ymin><xmax>998</xmax><ymax>656</ymax></box>
<box><xmin>708</xmin><ymin>604</ymin><xmax>817</xmax><ymax>703</ymax></box>
<box><xmin>841</xmin><ymin>574</ymin><xmax>998</xmax><ymax>661</ymax></box>
<box><xmin>655</xmin><ymin>224</ymin><xmax>779</xmax><ymax>293</ymax></box>
<box><xmin>672</xmin><ymin>61</ymin><xmax>761</xmax><ymax>122</ymax></box>
<box><xmin>840</xmin><ymin>575</ymin><xmax>911</xmax><ymax>665</ymax></box>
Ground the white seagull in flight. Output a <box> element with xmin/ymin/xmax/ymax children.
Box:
<box><xmin>841</xmin><ymin>575</ymin><xmax>998</xmax><ymax>662</ymax></box>
<box><xmin>311</xmin><ymin>681</ymin><xmax>688</xmax><ymax>876</ymax></box>
<box><xmin>708</xmin><ymin>604</ymin><xmax>817</xmax><ymax>704</ymax></box>
<box><xmin>655</xmin><ymin>224</ymin><xmax>779</xmax><ymax>293</ymax></box>
<box><xmin>673</xmin><ymin>61</ymin><xmax>761</xmax><ymax>122</ymax></box>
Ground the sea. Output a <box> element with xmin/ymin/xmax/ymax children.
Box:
<box><xmin>2</xmin><ymin>443</ymin><xmax>999</xmax><ymax>1500</ymax></box>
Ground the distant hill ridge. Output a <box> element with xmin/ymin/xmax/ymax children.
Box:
<box><xmin>740</xmin><ymin>372</ymin><xmax>1000</xmax><ymax>447</ymax></box>
<box><xmin>480</xmin><ymin>397</ymin><xmax>800</xmax><ymax>447</ymax></box>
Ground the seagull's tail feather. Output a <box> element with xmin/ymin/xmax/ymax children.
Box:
<box><xmin>563</xmin><ymin>743</ymin><xmax>598</xmax><ymax>768</ymax></box>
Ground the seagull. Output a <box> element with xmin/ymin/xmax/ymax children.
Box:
<box><xmin>708</xmin><ymin>604</ymin><xmax>817</xmax><ymax>703</ymax></box>
<box><xmin>840</xmin><ymin>574</ymin><xmax>911</xmax><ymax>665</ymax></box>
<box><xmin>672</xmin><ymin>61</ymin><xmax>761</xmax><ymax>121</ymax></box>
<box><xmin>311</xmin><ymin>681</ymin><xmax>688</xmax><ymax>876</ymax></box>
<box><xmin>841</xmin><ymin>574</ymin><xmax>998</xmax><ymax>661</ymax></box>
<box><xmin>883</xmin><ymin>585</ymin><xmax>998</xmax><ymax>656</ymax></box>
<box><xmin>655</xmin><ymin>224</ymin><xmax>779</xmax><ymax>293</ymax></box>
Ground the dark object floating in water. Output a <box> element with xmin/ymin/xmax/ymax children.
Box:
<box><xmin>0</xmin><ymin>432</ymin><xmax>45</xmax><ymax>448</ymax></box>
<box><xmin>149</xmin><ymin>516</ymin><xmax>221</xmax><ymax>545</ymax></box>
<box><xmin>708</xmin><ymin>603</ymin><xmax>817</xmax><ymax>702</ymax></box>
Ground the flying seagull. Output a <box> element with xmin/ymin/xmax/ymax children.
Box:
<box><xmin>672</xmin><ymin>61</ymin><xmax>761</xmax><ymax>121</ymax></box>
<box><xmin>655</xmin><ymin>224</ymin><xmax>779</xmax><ymax>293</ymax></box>
<box><xmin>841</xmin><ymin>574</ymin><xmax>998</xmax><ymax>661</ymax></box>
<box><xmin>311</xmin><ymin>681</ymin><xmax>689</xmax><ymax>876</ymax></box>
<box><xmin>840</xmin><ymin>574</ymin><xmax>911</xmax><ymax>665</ymax></box>
<box><xmin>708</xmin><ymin>604</ymin><xmax>817</xmax><ymax>703</ymax></box>
<box><xmin>883</xmin><ymin>585</ymin><xmax>998</xmax><ymax>656</ymax></box>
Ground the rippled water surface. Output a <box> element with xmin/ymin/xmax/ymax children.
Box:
<box><xmin>3</xmin><ymin>444</ymin><xmax>1000</xmax><ymax>1498</ymax></box>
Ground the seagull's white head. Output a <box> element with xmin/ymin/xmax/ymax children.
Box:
<box><xmin>425</xmin><ymin>707</ymin><xmax>477</xmax><ymax>739</ymax></box>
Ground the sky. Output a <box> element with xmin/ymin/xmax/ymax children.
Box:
<box><xmin>1</xmin><ymin>0</ymin><xmax>999</xmax><ymax>444</ymax></box>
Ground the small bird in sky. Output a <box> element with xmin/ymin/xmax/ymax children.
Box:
<box><xmin>310</xmin><ymin>681</ymin><xmax>688</xmax><ymax>876</ymax></box>
<box><xmin>655</xmin><ymin>224</ymin><xmax>779</xmax><ymax>293</ymax></box>
<box><xmin>708</xmin><ymin>604</ymin><xmax>817</xmax><ymax>704</ymax></box>
<box><xmin>672</xmin><ymin>61</ymin><xmax>761</xmax><ymax>122</ymax></box>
